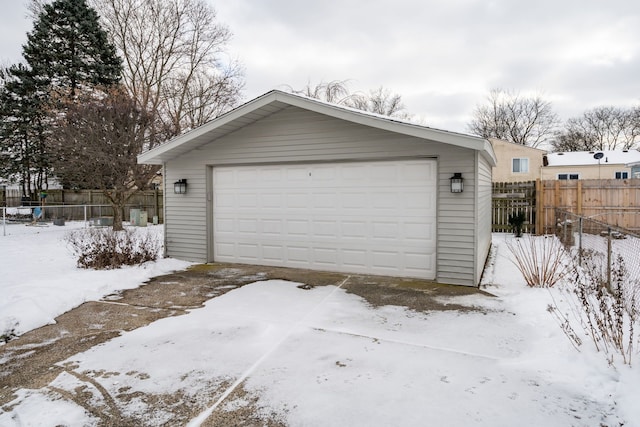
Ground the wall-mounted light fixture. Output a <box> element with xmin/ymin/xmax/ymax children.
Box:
<box><xmin>174</xmin><ymin>179</ymin><xmax>188</xmax><ymax>194</ymax></box>
<box><xmin>450</xmin><ymin>173</ymin><xmax>464</xmax><ymax>193</ymax></box>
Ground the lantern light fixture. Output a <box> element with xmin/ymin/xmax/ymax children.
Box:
<box><xmin>174</xmin><ymin>179</ymin><xmax>188</xmax><ymax>194</ymax></box>
<box><xmin>450</xmin><ymin>173</ymin><xmax>464</xmax><ymax>193</ymax></box>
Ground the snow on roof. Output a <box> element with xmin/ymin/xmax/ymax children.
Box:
<box><xmin>545</xmin><ymin>150</ymin><xmax>640</xmax><ymax>166</ymax></box>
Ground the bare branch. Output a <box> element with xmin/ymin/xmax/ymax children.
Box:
<box><xmin>553</xmin><ymin>106</ymin><xmax>640</xmax><ymax>152</ymax></box>
<box><xmin>90</xmin><ymin>0</ymin><xmax>244</xmax><ymax>142</ymax></box>
<box><xmin>468</xmin><ymin>88</ymin><xmax>559</xmax><ymax>147</ymax></box>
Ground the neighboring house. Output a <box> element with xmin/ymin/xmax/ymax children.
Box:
<box><xmin>490</xmin><ymin>138</ymin><xmax>546</xmax><ymax>182</ymax></box>
<box><xmin>542</xmin><ymin>150</ymin><xmax>640</xmax><ymax>180</ymax></box>
<box><xmin>626</xmin><ymin>161</ymin><xmax>640</xmax><ymax>179</ymax></box>
<box><xmin>138</xmin><ymin>90</ymin><xmax>497</xmax><ymax>287</ymax></box>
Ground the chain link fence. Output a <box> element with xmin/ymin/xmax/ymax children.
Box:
<box><xmin>555</xmin><ymin>209</ymin><xmax>640</xmax><ymax>289</ymax></box>
<box><xmin>2</xmin><ymin>204</ymin><xmax>161</xmax><ymax>236</ymax></box>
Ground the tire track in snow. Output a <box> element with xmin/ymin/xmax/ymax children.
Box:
<box><xmin>304</xmin><ymin>326</ymin><xmax>501</xmax><ymax>361</ymax></box>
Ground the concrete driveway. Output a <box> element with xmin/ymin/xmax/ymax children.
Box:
<box><xmin>0</xmin><ymin>264</ymin><xmax>494</xmax><ymax>426</ymax></box>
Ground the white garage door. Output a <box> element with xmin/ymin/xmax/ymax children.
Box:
<box><xmin>212</xmin><ymin>159</ymin><xmax>437</xmax><ymax>279</ymax></box>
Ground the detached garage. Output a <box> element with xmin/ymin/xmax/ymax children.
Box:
<box><xmin>138</xmin><ymin>90</ymin><xmax>496</xmax><ymax>286</ymax></box>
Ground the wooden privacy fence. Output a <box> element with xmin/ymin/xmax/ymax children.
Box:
<box><xmin>493</xmin><ymin>179</ymin><xmax>640</xmax><ymax>235</ymax></box>
<box><xmin>492</xmin><ymin>181</ymin><xmax>537</xmax><ymax>233</ymax></box>
<box><xmin>538</xmin><ymin>179</ymin><xmax>640</xmax><ymax>234</ymax></box>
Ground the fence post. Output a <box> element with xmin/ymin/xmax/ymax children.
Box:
<box><xmin>607</xmin><ymin>226</ymin><xmax>612</xmax><ymax>291</ymax></box>
<box><xmin>84</xmin><ymin>205</ymin><xmax>87</xmax><ymax>227</ymax></box>
<box><xmin>2</xmin><ymin>207</ymin><xmax>5</xmax><ymax>236</ymax></box>
<box><xmin>578</xmin><ymin>217</ymin><xmax>583</xmax><ymax>267</ymax></box>
<box><xmin>535</xmin><ymin>179</ymin><xmax>542</xmax><ymax>235</ymax></box>
<box><xmin>154</xmin><ymin>189</ymin><xmax>159</xmax><ymax>222</ymax></box>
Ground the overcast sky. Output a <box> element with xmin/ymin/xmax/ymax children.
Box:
<box><xmin>1</xmin><ymin>0</ymin><xmax>639</xmax><ymax>133</ymax></box>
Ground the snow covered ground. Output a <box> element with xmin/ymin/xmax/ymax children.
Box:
<box><xmin>0</xmin><ymin>221</ymin><xmax>192</xmax><ymax>337</ymax></box>
<box><xmin>1</xmin><ymin>223</ymin><xmax>640</xmax><ymax>426</ymax></box>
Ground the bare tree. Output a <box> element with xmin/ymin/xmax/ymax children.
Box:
<box><xmin>552</xmin><ymin>106</ymin><xmax>640</xmax><ymax>152</ymax></box>
<box><xmin>288</xmin><ymin>80</ymin><xmax>409</xmax><ymax>118</ymax></box>
<box><xmin>350</xmin><ymin>87</ymin><xmax>407</xmax><ymax>118</ymax></box>
<box><xmin>468</xmin><ymin>88</ymin><xmax>560</xmax><ymax>148</ymax></box>
<box><xmin>289</xmin><ymin>80</ymin><xmax>354</xmax><ymax>104</ymax></box>
<box><xmin>50</xmin><ymin>87</ymin><xmax>155</xmax><ymax>230</ymax></box>
<box><xmin>88</xmin><ymin>0</ymin><xmax>244</xmax><ymax>144</ymax></box>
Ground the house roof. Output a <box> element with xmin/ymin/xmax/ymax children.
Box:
<box><xmin>138</xmin><ymin>90</ymin><xmax>496</xmax><ymax>166</ymax></box>
<box><xmin>545</xmin><ymin>150</ymin><xmax>640</xmax><ymax>166</ymax></box>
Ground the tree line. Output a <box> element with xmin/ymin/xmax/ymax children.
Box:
<box><xmin>1</xmin><ymin>0</ymin><xmax>637</xmax><ymax>230</ymax></box>
<box><xmin>0</xmin><ymin>0</ymin><xmax>243</xmax><ymax>229</ymax></box>
<box><xmin>0</xmin><ymin>0</ymin><xmax>409</xmax><ymax>231</ymax></box>
<box><xmin>467</xmin><ymin>88</ymin><xmax>640</xmax><ymax>151</ymax></box>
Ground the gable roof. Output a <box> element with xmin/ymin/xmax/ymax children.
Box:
<box><xmin>545</xmin><ymin>150</ymin><xmax>640</xmax><ymax>166</ymax></box>
<box><xmin>138</xmin><ymin>90</ymin><xmax>496</xmax><ymax>166</ymax></box>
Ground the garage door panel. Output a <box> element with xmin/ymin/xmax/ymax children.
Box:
<box><xmin>313</xmin><ymin>193</ymin><xmax>338</xmax><ymax>209</ymax></box>
<box><xmin>262</xmin><ymin>245</ymin><xmax>284</xmax><ymax>261</ymax></box>
<box><xmin>216</xmin><ymin>242</ymin><xmax>236</xmax><ymax>258</ymax></box>
<box><xmin>213</xmin><ymin>160</ymin><xmax>436</xmax><ymax>279</ymax></box>
<box><xmin>372</xmin><ymin>192</ymin><xmax>400</xmax><ymax>209</ymax></box>
<box><xmin>312</xmin><ymin>166</ymin><xmax>336</xmax><ymax>181</ymax></box>
<box><xmin>262</xmin><ymin>219</ymin><xmax>283</xmax><ymax>235</ymax></box>
<box><xmin>260</xmin><ymin>169</ymin><xmax>282</xmax><ymax>182</ymax></box>
<box><xmin>341</xmin><ymin>249</ymin><xmax>368</xmax><ymax>268</ymax></box>
<box><xmin>341</xmin><ymin>192</ymin><xmax>368</xmax><ymax>209</ymax></box>
<box><xmin>341</xmin><ymin>221</ymin><xmax>368</xmax><ymax>239</ymax></box>
<box><xmin>372</xmin><ymin>222</ymin><xmax>400</xmax><ymax>239</ymax></box>
<box><xmin>287</xmin><ymin>246</ymin><xmax>310</xmax><ymax>263</ymax></box>
<box><xmin>260</xmin><ymin>193</ymin><xmax>282</xmax><ymax>208</ymax></box>
<box><xmin>286</xmin><ymin>220</ymin><xmax>309</xmax><ymax>236</ymax></box>
<box><xmin>286</xmin><ymin>193</ymin><xmax>310</xmax><ymax>208</ymax></box>
<box><xmin>372</xmin><ymin>250</ymin><xmax>401</xmax><ymax>269</ymax></box>
<box><xmin>238</xmin><ymin>219</ymin><xmax>258</xmax><ymax>234</ymax></box>
<box><xmin>237</xmin><ymin>243</ymin><xmax>259</xmax><ymax>260</ymax></box>
<box><xmin>313</xmin><ymin>220</ymin><xmax>339</xmax><ymax>238</ymax></box>
<box><xmin>237</xmin><ymin>194</ymin><xmax>258</xmax><ymax>208</ymax></box>
<box><xmin>214</xmin><ymin>193</ymin><xmax>235</xmax><ymax>208</ymax></box>
<box><xmin>213</xmin><ymin>169</ymin><xmax>235</xmax><ymax>184</ymax></box>
<box><xmin>404</xmin><ymin>222</ymin><xmax>435</xmax><ymax>242</ymax></box>
<box><xmin>313</xmin><ymin>247</ymin><xmax>338</xmax><ymax>265</ymax></box>
<box><xmin>287</xmin><ymin>168</ymin><xmax>308</xmax><ymax>182</ymax></box>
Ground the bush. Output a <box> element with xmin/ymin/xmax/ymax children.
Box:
<box><xmin>506</xmin><ymin>234</ymin><xmax>570</xmax><ymax>287</ymax></box>
<box><xmin>65</xmin><ymin>227</ymin><xmax>161</xmax><ymax>269</ymax></box>
<box><xmin>548</xmin><ymin>251</ymin><xmax>639</xmax><ymax>366</ymax></box>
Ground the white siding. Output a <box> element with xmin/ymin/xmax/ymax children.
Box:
<box><xmin>475</xmin><ymin>153</ymin><xmax>493</xmax><ymax>283</ymax></box>
<box><xmin>164</xmin><ymin>105</ymin><xmax>483</xmax><ymax>285</ymax></box>
<box><xmin>435</xmin><ymin>154</ymin><xmax>476</xmax><ymax>285</ymax></box>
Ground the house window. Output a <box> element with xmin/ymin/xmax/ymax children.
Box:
<box><xmin>558</xmin><ymin>173</ymin><xmax>579</xmax><ymax>180</ymax></box>
<box><xmin>615</xmin><ymin>171</ymin><xmax>629</xmax><ymax>179</ymax></box>
<box><xmin>512</xmin><ymin>158</ymin><xmax>529</xmax><ymax>173</ymax></box>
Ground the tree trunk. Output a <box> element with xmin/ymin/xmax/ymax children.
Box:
<box><xmin>112</xmin><ymin>203</ymin><xmax>124</xmax><ymax>231</ymax></box>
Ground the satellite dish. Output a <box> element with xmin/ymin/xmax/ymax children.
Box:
<box><xmin>593</xmin><ymin>152</ymin><xmax>604</xmax><ymax>160</ymax></box>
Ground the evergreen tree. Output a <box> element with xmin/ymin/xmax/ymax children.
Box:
<box><xmin>0</xmin><ymin>65</ymin><xmax>51</xmax><ymax>199</ymax></box>
<box><xmin>23</xmin><ymin>0</ymin><xmax>122</xmax><ymax>97</ymax></box>
<box><xmin>0</xmin><ymin>0</ymin><xmax>123</xmax><ymax>198</ymax></box>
